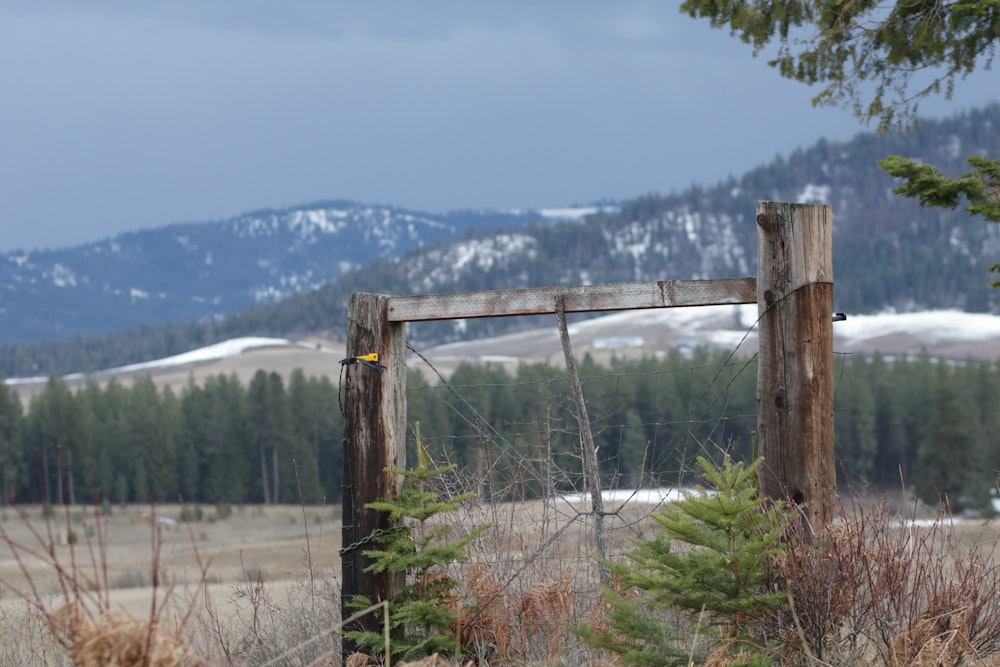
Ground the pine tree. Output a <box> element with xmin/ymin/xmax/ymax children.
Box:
<box><xmin>0</xmin><ymin>383</ymin><xmax>23</xmax><ymax>504</ymax></box>
<box><xmin>879</xmin><ymin>155</ymin><xmax>1000</xmax><ymax>282</ymax></box>
<box><xmin>835</xmin><ymin>355</ymin><xmax>878</xmax><ymax>485</ymax></box>
<box><xmin>152</xmin><ymin>386</ymin><xmax>182</xmax><ymax>501</ymax></box>
<box><xmin>25</xmin><ymin>376</ymin><xmax>85</xmax><ymax>504</ymax></box>
<box><xmin>76</xmin><ymin>380</ymin><xmax>109</xmax><ymax>502</ymax></box>
<box><xmin>405</xmin><ymin>369</ymin><xmax>452</xmax><ymax>465</ymax></box>
<box><xmin>869</xmin><ymin>353</ymin><xmax>908</xmax><ymax>488</ymax></box>
<box><xmin>681</xmin><ymin>0</ymin><xmax>999</xmax><ymax>132</ymax></box>
<box><xmin>578</xmin><ymin>456</ymin><xmax>794</xmax><ymax>666</ymax></box>
<box><xmin>914</xmin><ymin>365</ymin><xmax>990</xmax><ymax>511</ymax></box>
<box><xmin>617</xmin><ymin>408</ymin><xmax>650</xmax><ymax>488</ymax></box>
<box><xmin>177</xmin><ymin>378</ymin><xmax>207</xmax><ymax>503</ymax></box>
<box><xmin>125</xmin><ymin>376</ymin><xmax>178</xmax><ymax>502</ymax></box>
<box><xmin>287</xmin><ymin>369</ymin><xmax>332</xmax><ymax>504</ymax></box>
<box><xmin>201</xmin><ymin>374</ymin><xmax>250</xmax><ymax>503</ymax></box>
<box><xmin>345</xmin><ymin>426</ymin><xmax>486</xmax><ymax>663</ymax></box>
<box><xmin>248</xmin><ymin>370</ymin><xmax>275</xmax><ymax>504</ymax></box>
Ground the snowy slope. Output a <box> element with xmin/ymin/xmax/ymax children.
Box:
<box><xmin>7</xmin><ymin>308</ymin><xmax>1000</xmax><ymax>395</ymax></box>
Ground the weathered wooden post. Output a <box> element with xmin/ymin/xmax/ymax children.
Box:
<box><xmin>756</xmin><ymin>201</ymin><xmax>835</xmax><ymax>533</ymax></box>
<box><xmin>340</xmin><ymin>293</ymin><xmax>406</xmax><ymax>658</ymax></box>
<box><xmin>335</xmin><ymin>230</ymin><xmax>835</xmax><ymax>654</ymax></box>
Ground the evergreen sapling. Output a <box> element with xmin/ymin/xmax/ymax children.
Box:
<box><xmin>579</xmin><ymin>456</ymin><xmax>795</xmax><ymax>666</ymax></box>
<box><xmin>345</xmin><ymin>425</ymin><xmax>486</xmax><ymax>663</ymax></box>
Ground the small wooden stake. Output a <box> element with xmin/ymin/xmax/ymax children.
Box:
<box><xmin>555</xmin><ymin>295</ymin><xmax>611</xmax><ymax>587</ymax></box>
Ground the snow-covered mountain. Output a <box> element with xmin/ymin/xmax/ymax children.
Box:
<box><xmin>3</xmin><ymin>104</ymin><xmax>1000</xmax><ymax>378</ymax></box>
<box><xmin>0</xmin><ymin>202</ymin><xmax>581</xmax><ymax>341</ymax></box>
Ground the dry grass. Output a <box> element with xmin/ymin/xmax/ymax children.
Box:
<box><xmin>0</xmin><ymin>502</ymin><xmax>343</xmax><ymax>666</ymax></box>
<box><xmin>767</xmin><ymin>500</ymin><xmax>1000</xmax><ymax>666</ymax></box>
<box><xmin>2</xmin><ymin>493</ymin><xmax>1000</xmax><ymax>666</ymax></box>
<box><xmin>458</xmin><ymin>564</ymin><xmax>578</xmax><ymax>665</ymax></box>
<box><xmin>46</xmin><ymin>603</ymin><xmax>201</xmax><ymax>667</ymax></box>
<box><xmin>0</xmin><ymin>502</ymin><xmax>213</xmax><ymax>666</ymax></box>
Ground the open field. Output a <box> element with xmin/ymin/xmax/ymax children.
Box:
<box><xmin>1</xmin><ymin>494</ymin><xmax>1000</xmax><ymax>665</ymax></box>
<box><xmin>0</xmin><ymin>494</ymin><xmax>719</xmax><ymax>664</ymax></box>
<box><xmin>7</xmin><ymin>337</ymin><xmax>348</xmax><ymax>402</ymax></box>
<box><xmin>0</xmin><ymin>503</ymin><xmax>344</xmax><ymax>666</ymax></box>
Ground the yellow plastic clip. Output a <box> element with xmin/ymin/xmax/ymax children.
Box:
<box><xmin>339</xmin><ymin>352</ymin><xmax>385</xmax><ymax>374</ymax></box>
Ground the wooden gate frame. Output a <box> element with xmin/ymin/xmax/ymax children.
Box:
<box><xmin>339</xmin><ymin>201</ymin><xmax>835</xmax><ymax>653</ymax></box>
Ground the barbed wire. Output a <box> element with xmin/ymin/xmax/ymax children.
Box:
<box><xmin>403</xmin><ymin>305</ymin><xmax>766</xmax><ymax>512</ymax></box>
<box><xmin>391</xmin><ymin>302</ymin><xmax>860</xmax><ymax>630</ymax></box>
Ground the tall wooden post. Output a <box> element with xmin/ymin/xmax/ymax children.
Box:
<box><xmin>341</xmin><ymin>293</ymin><xmax>406</xmax><ymax>658</ymax></box>
<box><xmin>756</xmin><ymin>201</ymin><xmax>835</xmax><ymax>533</ymax></box>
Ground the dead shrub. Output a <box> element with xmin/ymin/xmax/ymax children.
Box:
<box><xmin>47</xmin><ymin>603</ymin><xmax>201</xmax><ymax>667</ymax></box>
<box><xmin>769</xmin><ymin>499</ymin><xmax>1000</xmax><ymax>666</ymax></box>
<box><xmin>397</xmin><ymin>654</ymin><xmax>476</xmax><ymax>667</ymax></box>
<box><xmin>459</xmin><ymin>564</ymin><xmax>512</xmax><ymax>660</ymax></box>
<box><xmin>767</xmin><ymin>519</ymin><xmax>861</xmax><ymax>661</ymax></box>
<box><xmin>0</xmin><ymin>502</ymin><xmax>210</xmax><ymax>667</ymax></box>
<box><xmin>457</xmin><ymin>563</ymin><xmax>582</xmax><ymax>665</ymax></box>
<box><xmin>519</xmin><ymin>575</ymin><xmax>574</xmax><ymax>661</ymax></box>
<box><xmin>887</xmin><ymin>609</ymin><xmax>973</xmax><ymax>667</ymax></box>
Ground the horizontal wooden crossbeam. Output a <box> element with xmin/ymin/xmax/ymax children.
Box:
<box><xmin>386</xmin><ymin>277</ymin><xmax>756</xmax><ymax>322</ymax></box>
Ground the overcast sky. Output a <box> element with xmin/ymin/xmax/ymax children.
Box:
<box><xmin>2</xmin><ymin>2</ymin><xmax>997</xmax><ymax>253</ymax></box>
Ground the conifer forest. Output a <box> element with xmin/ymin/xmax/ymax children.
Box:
<box><xmin>1</xmin><ymin>347</ymin><xmax>996</xmax><ymax>513</ymax></box>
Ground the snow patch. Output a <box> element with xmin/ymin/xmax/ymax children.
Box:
<box><xmin>10</xmin><ymin>308</ymin><xmax>1000</xmax><ymax>390</ymax></box>
<box><xmin>434</xmin><ymin>234</ymin><xmax>535</xmax><ymax>280</ymax></box>
<box><xmin>111</xmin><ymin>337</ymin><xmax>291</xmax><ymax>373</ymax></box>
<box><xmin>538</xmin><ymin>206</ymin><xmax>612</xmax><ymax>221</ymax></box>
<box><xmin>558</xmin><ymin>487</ymin><xmax>713</xmax><ymax>506</ymax></box>
<box><xmin>567</xmin><ymin>304</ymin><xmax>756</xmax><ymax>336</ymax></box>
<box><xmin>835</xmin><ymin>310</ymin><xmax>1000</xmax><ymax>343</ymax></box>
<box><xmin>946</xmin><ymin>134</ymin><xmax>962</xmax><ymax>160</ymax></box>
<box><xmin>251</xmin><ymin>286</ymin><xmax>288</xmax><ymax>303</ymax></box>
<box><xmin>797</xmin><ymin>184</ymin><xmax>831</xmax><ymax>204</ymax></box>
<box><xmin>51</xmin><ymin>263</ymin><xmax>77</xmax><ymax>288</ymax></box>
<box><xmin>288</xmin><ymin>209</ymin><xmax>347</xmax><ymax>238</ymax></box>
<box><xmin>4</xmin><ymin>337</ymin><xmax>293</xmax><ymax>386</ymax></box>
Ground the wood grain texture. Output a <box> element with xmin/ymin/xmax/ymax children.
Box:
<box><xmin>341</xmin><ymin>293</ymin><xmax>406</xmax><ymax>654</ymax></box>
<box><xmin>387</xmin><ymin>278</ymin><xmax>756</xmax><ymax>322</ymax></box>
<box><xmin>756</xmin><ymin>201</ymin><xmax>835</xmax><ymax>533</ymax></box>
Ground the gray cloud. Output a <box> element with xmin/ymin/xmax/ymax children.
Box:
<box><xmin>0</xmin><ymin>2</ymin><xmax>995</xmax><ymax>252</ymax></box>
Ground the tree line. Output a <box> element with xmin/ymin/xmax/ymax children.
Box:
<box><xmin>0</xmin><ymin>369</ymin><xmax>342</xmax><ymax>507</ymax></box>
<box><xmin>413</xmin><ymin>349</ymin><xmax>1000</xmax><ymax>512</ymax></box>
<box><xmin>0</xmin><ymin>348</ymin><xmax>996</xmax><ymax>510</ymax></box>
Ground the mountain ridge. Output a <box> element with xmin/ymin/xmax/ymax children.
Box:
<box><xmin>2</xmin><ymin>103</ymin><xmax>999</xmax><ymax>377</ymax></box>
<box><xmin>0</xmin><ymin>201</ymin><xmax>566</xmax><ymax>341</ymax></box>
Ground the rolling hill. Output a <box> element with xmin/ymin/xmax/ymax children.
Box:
<box><xmin>3</xmin><ymin>103</ymin><xmax>1000</xmax><ymax>378</ymax></box>
<box><xmin>9</xmin><ymin>306</ymin><xmax>1000</xmax><ymax>402</ymax></box>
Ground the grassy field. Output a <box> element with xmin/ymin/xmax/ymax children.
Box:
<box><xmin>0</xmin><ymin>495</ymin><xmax>669</xmax><ymax>665</ymax></box>
<box><xmin>0</xmin><ymin>503</ymin><xmax>344</xmax><ymax>666</ymax></box>
<box><xmin>2</xmin><ymin>497</ymin><xmax>1000</xmax><ymax>666</ymax></box>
